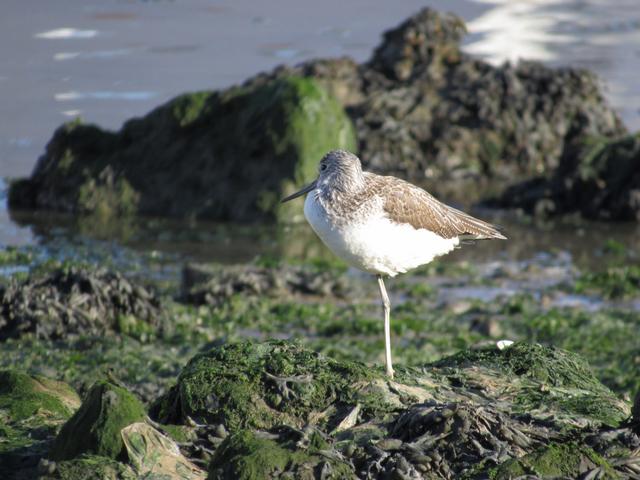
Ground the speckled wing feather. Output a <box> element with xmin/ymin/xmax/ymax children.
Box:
<box><xmin>369</xmin><ymin>174</ymin><xmax>506</xmax><ymax>240</ymax></box>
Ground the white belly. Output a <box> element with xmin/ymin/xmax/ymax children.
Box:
<box><xmin>304</xmin><ymin>193</ymin><xmax>459</xmax><ymax>277</ymax></box>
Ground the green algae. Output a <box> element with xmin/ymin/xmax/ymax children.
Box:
<box><xmin>209</xmin><ymin>429</ymin><xmax>356</xmax><ymax>479</ymax></box>
<box><xmin>56</xmin><ymin>148</ymin><xmax>75</xmax><ymax>173</ymax></box>
<box><xmin>0</xmin><ymin>370</ymin><xmax>79</xmax><ymax>421</ymax></box>
<box><xmin>509</xmin><ymin>305</ymin><xmax>640</xmax><ymax>397</ymax></box>
<box><xmin>152</xmin><ymin>340</ymin><xmax>387</xmax><ymax>431</ymax></box>
<box><xmin>49</xmin><ymin>380</ymin><xmax>146</xmax><ymax>461</ymax></box>
<box><xmin>0</xmin><ymin>246</ymin><xmax>34</xmax><ymax>266</ymax></box>
<box><xmin>0</xmin><ymin>371</ymin><xmax>80</xmax><ymax>478</ymax></box>
<box><xmin>0</xmin><ymin>333</ymin><xmax>633</xmax><ymax>479</ymax></box>
<box><xmin>152</xmin><ymin>340</ymin><xmax>632</xmax><ymax>479</ymax></box>
<box><xmin>46</xmin><ymin>454</ymin><xmax>136</xmax><ymax>480</ymax></box>
<box><xmin>0</xmin><ymin>279</ymin><xmax>636</xmax><ymax>411</ymax></box>
<box><xmin>157</xmin><ymin>423</ymin><xmax>196</xmax><ymax>444</ymax></box>
<box><xmin>116</xmin><ymin>314</ymin><xmax>156</xmax><ymax>342</ymax></box>
<box><xmin>431</xmin><ymin>342</ymin><xmax>629</xmax><ymax>426</ymax></box>
<box><xmin>9</xmin><ymin>76</ymin><xmax>356</xmax><ymax>223</ymax></box>
<box><xmin>489</xmin><ymin>442</ymin><xmax>617</xmax><ymax>479</ymax></box>
<box><xmin>0</xmin><ymin>334</ymin><xmax>198</xmax><ymax>405</ymax></box>
<box><xmin>575</xmin><ymin>265</ymin><xmax>640</xmax><ymax>299</ymax></box>
<box><xmin>77</xmin><ymin>173</ymin><xmax>140</xmax><ymax>219</ymax></box>
<box><xmin>171</xmin><ymin>91</ymin><xmax>215</xmax><ymax>127</ymax></box>
<box><xmin>224</xmin><ymin>76</ymin><xmax>357</xmax><ymax>222</ymax></box>
<box><xmin>433</xmin><ymin>342</ymin><xmax>602</xmax><ymax>389</ymax></box>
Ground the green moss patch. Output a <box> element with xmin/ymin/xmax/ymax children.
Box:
<box><xmin>434</xmin><ymin>342</ymin><xmax>603</xmax><ymax>389</ymax></box>
<box><xmin>431</xmin><ymin>342</ymin><xmax>629</xmax><ymax>426</ymax></box>
<box><xmin>0</xmin><ymin>370</ymin><xmax>80</xmax><ymax>421</ymax></box>
<box><xmin>49</xmin><ymin>380</ymin><xmax>146</xmax><ymax>461</ymax></box>
<box><xmin>489</xmin><ymin>442</ymin><xmax>617</xmax><ymax>479</ymax></box>
<box><xmin>575</xmin><ymin>265</ymin><xmax>640</xmax><ymax>299</ymax></box>
<box><xmin>44</xmin><ymin>454</ymin><xmax>136</xmax><ymax>480</ymax></box>
<box><xmin>152</xmin><ymin>340</ymin><xmax>388</xmax><ymax>432</ymax></box>
<box><xmin>9</xmin><ymin>76</ymin><xmax>356</xmax><ymax>223</ymax></box>
<box><xmin>0</xmin><ymin>370</ymin><xmax>80</xmax><ymax>478</ymax></box>
<box><xmin>0</xmin><ymin>246</ymin><xmax>34</xmax><ymax>266</ymax></box>
<box><xmin>209</xmin><ymin>429</ymin><xmax>355</xmax><ymax>479</ymax></box>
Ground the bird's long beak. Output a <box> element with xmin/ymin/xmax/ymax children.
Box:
<box><xmin>281</xmin><ymin>179</ymin><xmax>317</xmax><ymax>203</ymax></box>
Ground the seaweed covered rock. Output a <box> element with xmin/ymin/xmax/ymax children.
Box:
<box><xmin>209</xmin><ymin>429</ymin><xmax>355</xmax><ymax>480</ymax></box>
<box><xmin>40</xmin><ymin>424</ymin><xmax>207</xmax><ymax>479</ymax></box>
<box><xmin>488</xmin><ymin>442</ymin><xmax>616</xmax><ymax>479</ymax></box>
<box><xmin>9</xmin><ymin>76</ymin><xmax>356</xmax><ymax>222</ymax></box>
<box><xmin>368</xmin><ymin>8</ymin><xmax>466</xmax><ymax>82</ymax></box>
<box><xmin>39</xmin><ymin>455</ymin><xmax>137</xmax><ymax>480</ymax></box>
<box><xmin>0</xmin><ymin>370</ymin><xmax>80</xmax><ymax>477</ymax></box>
<box><xmin>431</xmin><ymin>342</ymin><xmax>629</xmax><ymax>426</ymax></box>
<box><xmin>150</xmin><ymin>341</ymin><xmax>389</xmax><ymax>430</ymax></box>
<box><xmin>181</xmin><ymin>263</ymin><xmax>355</xmax><ymax>306</ymax></box>
<box><xmin>9</xmin><ymin>8</ymin><xmax>625</xmax><ymax>221</ymax></box>
<box><xmin>0</xmin><ymin>265</ymin><xmax>163</xmax><ymax>341</ymax></box>
<box><xmin>49</xmin><ymin>380</ymin><xmax>146</xmax><ymax>461</ymax></box>
<box><xmin>494</xmin><ymin>133</ymin><xmax>640</xmax><ymax>220</ymax></box>
<box><xmin>250</xmin><ymin>8</ymin><xmax>625</xmax><ymax>195</ymax></box>
<box><xmin>151</xmin><ymin>340</ymin><xmax>637</xmax><ymax>479</ymax></box>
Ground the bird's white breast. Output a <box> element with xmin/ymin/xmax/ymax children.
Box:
<box><xmin>304</xmin><ymin>192</ymin><xmax>459</xmax><ymax>277</ymax></box>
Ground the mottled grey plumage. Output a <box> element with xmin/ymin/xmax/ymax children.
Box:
<box><xmin>314</xmin><ymin>150</ymin><xmax>506</xmax><ymax>240</ymax></box>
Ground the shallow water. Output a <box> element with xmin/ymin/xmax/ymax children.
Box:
<box><xmin>1</xmin><ymin>0</ymin><xmax>639</xmax><ymax>266</ymax></box>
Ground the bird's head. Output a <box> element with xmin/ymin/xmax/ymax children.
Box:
<box><xmin>281</xmin><ymin>150</ymin><xmax>364</xmax><ymax>203</ymax></box>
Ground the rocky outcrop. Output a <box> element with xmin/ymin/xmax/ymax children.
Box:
<box><xmin>49</xmin><ymin>381</ymin><xmax>146</xmax><ymax>461</ymax></box>
<box><xmin>3</xmin><ymin>341</ymin><xmax>638</xmax><ymax>478</ymax></box>
<box><xmin>9</xmin><ymin>77</ymin><xmax>356</xmax><ymax>223</ymax></box>
<box><xmin>492</xmin><ymin>133</ymin><xmax>640</xmax><ymax>220</ymax></box>
<box><xmin>8</xmin><ymin>8</ymin><xmax>625</xmax><ymax>221</ymax></box>
<box><xmin>0</xmin><ymin>266</ymin><xmax>164</xmax><ymax>341</ymax></box>
<box><xmin>149</xmin><ymin>340</ymin><xmax>636</xmax><ymax>479</ymax></box>
<box><xmin>248</xmin><ymin>9</ymin><xmax>625</xmax><ymax>191</ymax></box>
<box><xmin>0</xmin><ymin>370</ymin><xmax>81</xmax><ymax>478</ymax></box>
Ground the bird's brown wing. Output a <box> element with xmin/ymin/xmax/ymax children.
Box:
<box><xmin>371</xmin><ymin>174</ymin><xmax>506</xmax><ymax>240</ymax></box>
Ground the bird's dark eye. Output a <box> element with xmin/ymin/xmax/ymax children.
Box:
<box><xmin>320</xmin><ymin>164</ymin><xmax>327</xmax><ymax>171</ymax></box>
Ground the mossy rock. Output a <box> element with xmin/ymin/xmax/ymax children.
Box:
<box><xmin>0</xmin><ymin>369</ymin><xmax>80</xmax><ymax>421</ymax></box>
<box><xmin>0</xmin><ymin>265</ymin><xmax>164</xmax><ymax>341</ymax></box>
<box><xmin>150</xmin><ymin>340</ymin><xmax>392</xmax><ymax>431</ymax></box>
<box><xmin>148</xmin><ymin>341</ymin><xmax>636</xmax><ymax>479</ymax></box>
<box><xmin>489</xmin><ymin>442</ymin><xmax>617</xmax><ymax>479</ymax></box>
<box><xmin>49</xmin><ymin>381</ymin><xmax>146</xmax><ymax>461</ymax></box>
<box><xmin>9</xmin><ymin>76</ymin><xmax>356</xmax><ymax>223</ymax></box>
<box><xmin>209</xmin><ymin>429</ymin><xmax>356</xmax><ymax>479</ymax></box>
<box><xmin>41</xmin><ymin>454</ymin><xmax>136</xmax><ymax>480</ymax></box>
<box><xmin>0</xmin><ymin>370</ymin><xmax>80</xmax><ymax>478</ymax></box>
<box><xmin>431</xmin><ymin>342</ymin><xmax>630</xmax><ymax>427</ymax></box>
<box><xmin>496</xmin><ymin>133</ymin><xmax>640</xmax><ymax>220</ymax></box>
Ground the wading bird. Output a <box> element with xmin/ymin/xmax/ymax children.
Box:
<box><xmin>282</xmin><ymin>150</ymin><xmax>506</xmax><ymax>377</ymax></box>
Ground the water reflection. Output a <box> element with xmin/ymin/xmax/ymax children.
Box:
<box><xmin>6</xmin><ymin>205</ymin><xmax>640</xmax><ymax>272</ymax></box>
<box><xmin>54</xmin><ymin>91</ymin><xmax>157</xmax><ymax>101</ymax></box>
<box><xmin>35</xmin><ymin>28</ymin><xmax>99</xmax><ymax>39</ymax></box>
<box><xmin>465</xmin><ymin>1</ymin><xmax>573</xmax><ymax>63</ymax></box>
<box><xmin>464</xmin><ymin>0</ymin><xmax>640</xmax><ymax>129</ymax></box>
<box><xmin>53</xmin><ymin>49</ymin><xmax>132</xmax><ymax>61</ymax></box>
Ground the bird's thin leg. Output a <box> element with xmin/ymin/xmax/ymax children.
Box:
<box><xmin>377</xmin><ymin>275</ymin><xmax>394</xmax><ymax>378</ymax></box>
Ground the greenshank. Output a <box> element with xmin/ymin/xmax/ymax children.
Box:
<box><xmin>282</xmin><ymin>150</ymin><xmax>506</xmax><ymax>378</ymax></box>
